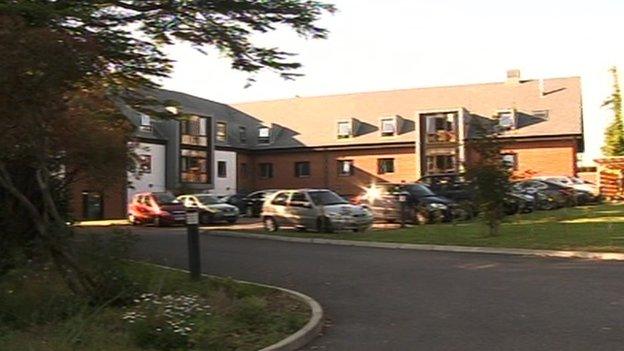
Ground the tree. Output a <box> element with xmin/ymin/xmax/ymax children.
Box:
<box><xmin>602</xmin><ymin>66</ymin><xmax>624</xmax><ymax>156</ymax></box>
<box><xmin>0</xmin><ymin>1</ymin><xmax>334</xmax><ymax>296</ymax></box>
<box><xmin>465</xmin><ymin>118</ymin><xmax>511</xmax><ymax>237</ymax></box>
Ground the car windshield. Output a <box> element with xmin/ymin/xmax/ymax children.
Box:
<box><xmin>152</xmin><ymin>192</ymin><xmax>179</xmax><ymax>205</ymax></box>
<box><xmin>195</xmin><ymin>195</ymin><xmax>220</xmax><ymax>205</ymax></box>
<box><xmin>405</xmin><ymin>184</ymin><xmax>435</xmax><ymax>197</ymax></box>
<box><xmin>308</xmin><ymin>191</ymin><xmax>348</xmax><ymax>206</ymax></box>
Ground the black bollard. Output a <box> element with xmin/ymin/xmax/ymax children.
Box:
<box><xmin>186</xmin><ymin>209</ymin><xmax>201</xmax><ymax>280</ymax></box>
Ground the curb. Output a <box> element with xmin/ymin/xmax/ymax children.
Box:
<box><xmin>137</xmin><ymin>261</ymin><xmax>323</xmax><ymax>351</ymax></box>
<box><xmin>207</xmin><ymin>230</ymin><xmax>624</xmax><ymax>261</ymax></box>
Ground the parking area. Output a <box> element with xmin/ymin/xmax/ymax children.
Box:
<box><xmin>201</xmin><ymin>216</ymin><xmax>405</xmax><ymax>232</ymax></box>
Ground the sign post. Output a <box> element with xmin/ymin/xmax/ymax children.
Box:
<box><xmin>186</xmin><ymin>209</ymin><xmax>201</xmax><ymax>280</ymax></box>
<box><xmin>398</xmin><ymin>192</ymin><xmax>407</xmax><ymax>228</ymax></box>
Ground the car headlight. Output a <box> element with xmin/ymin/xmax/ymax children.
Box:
<box><xmin>427</xmin><ymin>203</ymin><xmax>448</xmax><ymax>210</ymax></box>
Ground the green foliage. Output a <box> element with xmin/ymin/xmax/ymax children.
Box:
<box><xmin>465</xmin><ymin>119</ymin><xmax>511</xmax><ymax>236</ymax></box>
<box><xmin>75</xmin><ymin>230</ymin><xmax>140</xmax><ymax>305</ymax></box>
<box><xmin>602</xmin><ymin>66</ymin><xmax>624</xmax><ymax>156</ymax></box>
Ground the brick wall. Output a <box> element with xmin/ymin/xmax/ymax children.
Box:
<box><xmin>501</xmin><ymin>138</ymin><xmax>578</xmax><ymax>177</ymax></box>
<box><xmin>243</xmin><ymin>146</ymin><xmax>417</xmax><ymax>196</ymax></box>
<box><xmin>69</xmin><ymin>175</ymin><xmax>127</xmax><ymax>221</ymax></box>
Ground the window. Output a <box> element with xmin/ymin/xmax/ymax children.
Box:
<box><xmin>501</xmin><ymin>153</ymin><xmax>518</xmax><ymax>170</ymax></box>
<box><xmin>337</xmin><ymin>160</ymin><xmax>353</xmax><ymax>176</ymax></box>
<box><xmin>181</xmin><ymin>149</ymin><xmax>208</xmax><ymax>183</ymax></box>
<box><xmin>290</xmin><ymin>192</ymin><xmax>309</xmax><ymax>207</ymax></box>
<box><xmin>181</xmin><ymin>115</ymin><xmax>208</xmax><ymax>146</ymax></box>
<box><xmin>295</xmin><ymin>161</ymin><xmax>311</xmax><ymax>177</ymax></box>
<box><xmin>425</xmin><ymin>113</ymin><xmax>456</xmax><ymax>143</ymax></box>
<box><xmin>139</xmin><ymin>113</ymin><xmax>152</xmax><ymax>132</ymax></box>
<box><xmin>381</xmin><ymin>118</ymin><xmax>397</xmax><ymax>137</ymax></box>
<box><xmin>239</xmin><ymin>126</ymin><xmax>247</xmax><ymax>143</ymax></box>
<box><xmin>377</xmin><ymin>158</ymin><xmax>395</xmax><ymax>174</ymax></box>
<box><xmin>497</xmin><ymin>111</ymin><xmax>515</xmax><ymax>129</ymax></box>
<box><xmin>216</xmin><ymin>122</ymin><xmax>227</xmax><ymax>142</ymax></box>
<box><xmin>258</xmin><ymin>126</ymin><xmax>271</xmax><ymax>144</ymax></box>
<box><xmin>426</xmin><ymin>154</ymin><xmax>456</xmax><ymax>174</ymax></box>
<box><xmin>259</xmin><ymin>163</ymin><xmax>273</xmax><ymax>179</ymax></box>
<box><xmin>138</xmin><ymin>154</ymin><xmax>151</xmax><ymax>174</ymax></box>
<box><xmin>337</xmin><ymin>121</ymin><xmax>352</xmax><ymax>139</ymax></box>
<box><xmin>271</xmin><ymin>192</ymin><xmax>289</xmax><ymax>206</ymax></box>
<box><xmin>217</xmin><ymin>161</ymin><xmax>227</xmax><ymax>178</ymax></box>
<box><xmin>533</xmin><ymin>110</ymin><xmax>549</xmax><ymax>120</ymax></box>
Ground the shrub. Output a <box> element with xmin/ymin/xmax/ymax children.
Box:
<box><xmin>123</xmin><ymin>293</ymin><xmax>211</xmax><ymax>350</ymax></box>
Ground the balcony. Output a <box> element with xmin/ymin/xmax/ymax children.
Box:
<box><xmin>181</xmin><ymin>172</ymin><xmax>208</xmax><ymax>183</ymax></box>
<box><xmin>181</xmin><ymin>134</ymin><xmax>208</xmax><ymax>146</ymax></box>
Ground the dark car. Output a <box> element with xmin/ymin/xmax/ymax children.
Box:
<box><xmin>418</xmin><ymin>173</ymin><xmax>479</xmax><ymax>217</ymax></box>
<box><xmin>357</xmin><ymin>183</ymin><xmax>460</xmax><ymax>224</ymax></box>
<box><xmin>244</xmin><ymin>189</ymin><xmax>278</xmax><ymax>217</ymax></box>
<box><xmin>127</xmin><ymin>192</ymin><xmax>187</xmax><ymax>226</ymax></box>
<box><xmin>512</xmin><ymin>180</ymin><xmax>575</xmax><ymax>209</ymax></box>
<box><xmin>219</xmin><ymin>193</ymin><xmax>248</xmax><ymax>213</ymax></box>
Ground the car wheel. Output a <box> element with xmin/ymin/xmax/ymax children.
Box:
<box><xmin>414</xmin><ymin>209</ymin><xmax>428</xmax><ymax>225</ymax></box>
<box><xmin>200</xmin><ymin>212</ymin><xmax>213</xmax><ymax>225</ymax></box>
<box><xmin>317</xmin><ymin>216</ymin><xmax>334</xmax><ymax>233</ymax></box>
<box><xmin>226</xmin><ymin>218</ymin><xmax>237</xmax><ymax>224</ymax></box>
<box><xmin>153</xmin><ymin>216</ymin><xmax>161</xmax><ymax>227</ymax></box>
<box><xmin>263</xmin><ymin>217</ymin><xmax>278</xmax><ymax>232</ymax></box>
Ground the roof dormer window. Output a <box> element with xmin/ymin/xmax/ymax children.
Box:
<box><xmin>258</xmin><ymin>126</ymin><xmax>271</xmax><ymax>144</ymax></box>
<box><xmin>497</xmin><ymin>110</ymin><xmax>516</xmax><ymax>130</ymax></box>
<box><xmin>380</xmin><ymin>118</ymin><xmax>397</xmax><ymax>137</ymax></box>
<box><xmin>337</xmin><ymin>120</ymin><xmax>353</xmax><ymax>139</ymax></box>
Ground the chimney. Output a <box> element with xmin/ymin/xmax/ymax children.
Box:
<box><xmin>506</xmin><ymin>69</ymin><xmax>521</xmax><ymax>84</ymax></box>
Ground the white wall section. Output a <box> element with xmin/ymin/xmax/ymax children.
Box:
<box><xmin>127</xmin><ymin>142</ymin><xmax>166</xmax><ymax>202</ymax></box>
<box><xmin>214</xmin><ymin>150</ymin><xmax>237</xmax><ymax>195</ymax></box>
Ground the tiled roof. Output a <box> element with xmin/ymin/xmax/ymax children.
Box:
<box><xmin>230</xmin><ymin>76</ymin><xmax>583</xmax><ymax>148</ymax></box>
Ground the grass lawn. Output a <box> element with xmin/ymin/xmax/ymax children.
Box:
<box><xmin>252</xmin><ymin>203</ymin><xmax>624</xmax><ymax>253</ymax></box>
<box><xmin>0</xmin><ymin>261</ymin><xmax>309</xmax><ymax>351</ymax></box>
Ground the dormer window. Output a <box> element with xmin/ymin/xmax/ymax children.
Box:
<box><xmin>337</xmin><ymin>121</ymin><xmax>353</xmax><ymax>139</ymax></box>
<box><xmin>497</xmin><ymin>110</ymin><xmax>516</xmax><ymax>130</ymax></box>
<box><xmin>380</xmin><ymin>118</ymin><xmax>397</xmax><ymax>137</ymax></box>
<box><xmin>139</xmin><ymin>113</ymin><xmax>152</xmax><ymax>132</ymax></box>
<box><xmin>258</xmin><ymin>126</ymin><xmax>271</xmax><ymax>144</ymax></box>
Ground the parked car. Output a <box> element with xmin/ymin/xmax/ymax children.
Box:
<box><xmin>357</xmin><ymin>182</ymin><xmax>461</xmax><ymax>224</ymax></box>
<box><xmin>418</xmin><ymin>174</ymin><xmax>477</xmax><ymax>215</ymax></box>
<box><xmin>219</xmin><ymin>193</ymin><xmax>247</xmax><ymax>213</ymax></box>
<box><xmin>177</xmin><ymin>194</ymin><xmax>239</xmax><ymax>224</ymax></box>
<box><xmin>512</xmin><ymin>180</ymin><xmax>575</xmax><ymax>208</ymax></box>
<box><xmin>128</xmin><ymin>192</ymin><xmax>186</xmax><ymax>226</ymax></box>
<box><xmin>533</xmin><ymin>176</ymin><xmax>601</xmax><ymax>204</ymax></box>
<box><xmin>262</xmin><ymin>189</ymin><xmax>373</xmax><ymax>233</ymax></box>
<box><xmin>533</xmin><ymin>176</ymin><xmax>599</xmax><ymax>195</ymax></box>
<box><xmin>244</xmin><ymin>189</ymin><xmax>278</xmax><ymax>217</ymax></box>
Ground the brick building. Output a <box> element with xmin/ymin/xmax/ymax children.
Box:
<box><xmin>72</xmin><ymin>70</ymin><xmax>584</xmax><ymax>220</ymax></box>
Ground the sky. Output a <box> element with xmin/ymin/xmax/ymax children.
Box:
<box><xmin>161</xmin><ymin>0</ymin><xmax>624</xmax><ymax>165</ymax></box>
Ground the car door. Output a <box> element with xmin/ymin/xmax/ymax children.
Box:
<box><xmin>268</xmin><ymin>191</ymin><xmax>290</xmax><ymax>225</ymax></box>
<box><xmin>288</xmin><ymin>191</ymin><xmax>316</xmax><ymax>229</ymax></box>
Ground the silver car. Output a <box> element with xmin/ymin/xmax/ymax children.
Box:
<box><xmin>261</xmin><ymin>189</ymin><xmax>373</xmax><ymax>233</ymax></box>
<box><xmin>177</xmin><ymin>194</ymin><xmax>239</xmax><ymax>224</ymax></box>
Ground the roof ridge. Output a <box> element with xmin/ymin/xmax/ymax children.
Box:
<box><xmin>230</xmin><ymin>76</ymin><xmax>581</xmax><ymax>105</ymax></box>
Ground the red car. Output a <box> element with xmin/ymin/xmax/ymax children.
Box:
<box><xmin>128</xmin><ymin>192</ymin><xmax>187</xmax><ymax>226</ymax></box>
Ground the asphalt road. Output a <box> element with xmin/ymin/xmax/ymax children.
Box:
<box><xmin>126</xmin><ymin>227</ymin><xmax>624</xmax><ymax>351</ymax></box>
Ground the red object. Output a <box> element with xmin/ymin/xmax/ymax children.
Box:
<box><xmin>127</xmin><ymin>192</ymin><xmax>186</xmax><ymax>226</ymax></box>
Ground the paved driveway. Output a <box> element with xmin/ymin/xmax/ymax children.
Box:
<box><xmin>128</xmin><ymin>227</ymin><xmax>624</xmax><ymax>351</ymax></box>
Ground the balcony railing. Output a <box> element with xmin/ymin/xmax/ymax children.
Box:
<box><xmin>181</xmin><ymin>172</ymin><xmax>208</xmax><ymax>183</ymax></box>
<box><xmin>181</xmin><ymin>134</ymin><xmax>208</xmax><ymax>146</ymax></box>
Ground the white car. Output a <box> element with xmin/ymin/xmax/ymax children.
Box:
<box><xmin>261</xmin><ymin>189</ymin><xmax>373</xmax><ymax>233</ymax></box>
<box><xmin>533</xmin><ymin>176</ymin><xmax>599</xmax><ymax>195</ymax></box>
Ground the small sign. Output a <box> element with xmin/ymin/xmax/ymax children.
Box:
<box><xmin>186</xmin><ymin>211</ymin><xmax>199</xmax><ymax>225</ymax></box>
